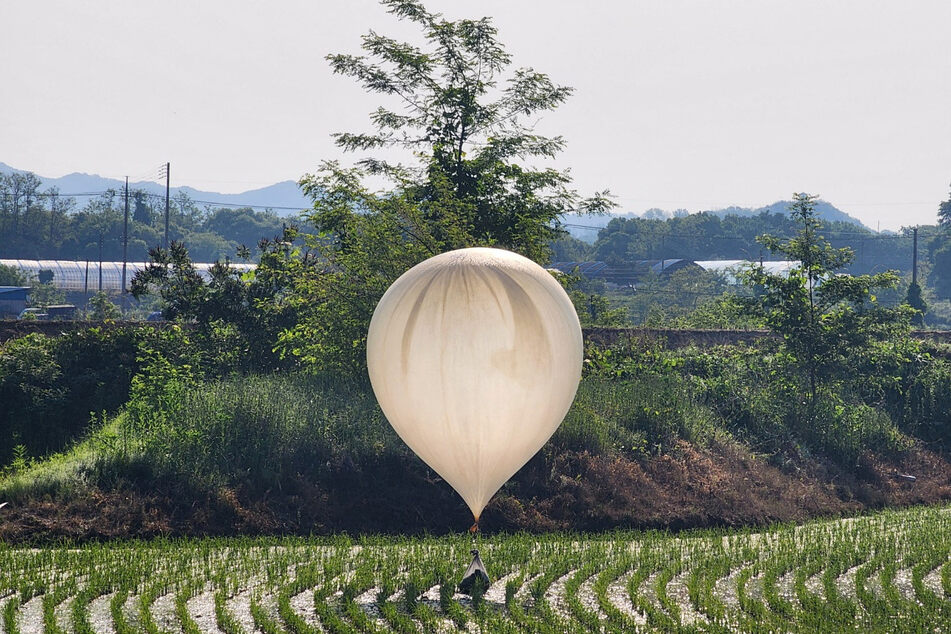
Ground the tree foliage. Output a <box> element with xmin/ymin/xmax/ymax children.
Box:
<box><xmin>937</xmin><ymin>182</ymin><xmax>951</xmax><ymax>227</ymax></box>
<box><xmin>588</xmin><ymin>209</ymin><xmax>912</xmax><ymax>275</ymax></box>
<box><xmin>284</xmin><ymin>0</ymin><xmax>613</xmax><ymax>372</ymax></box>
<box><xmin>740</xmin><ymin>193</ymin><xmax>910</xmax><ymax>401</ymax></box>
<box><xmin>130</xmin><ymin>237</ymin><xmax>304</xmax><ymax>372</ymax></box>
<box><xmin>0</xmin><ymin>173</ymin><xmax>290</xmax><ymax>264</ymax></box>
<box><xmin>88</xmin><ymin>290</ymin><xmax>121</xmax><ymax>321</ymax></box>
<box><xmin>905</xmin><ymin>281</ymin><xmax>926</xmax><ymax>326</ymax></box>
<box><xmin>556</xmin><ymin>271</ymin><xmax>629</xmax><ymax>327</ymax></box>
<box><xmin>0</xmin><ymin>263</ymin><xmax>28</xmax><ymax>286</ymax></box>
<box><xmin>316</xmin><ymin>0</ymin><xmax>613</xmax><ymax>262</ymax></box>
<box><xmin>929</xmin><ymin>242</ymin><xmax>951</xmax><ymax>300</ymax></box>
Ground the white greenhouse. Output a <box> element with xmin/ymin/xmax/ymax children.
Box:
<box><xmin>0</xmin><ymin>259</ymin><xmax>255</xmax><ymax>293</ymax></box>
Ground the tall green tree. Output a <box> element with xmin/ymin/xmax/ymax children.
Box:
<box><xmin>740</xmin><ymin>193</ymin><xmax>909</xmax><ymax>401</ymax></box>
<box><xmin>284</xmin><ymin>0</ymin><xmax>613</xmax><ymax>372</ymax></box>
<box><xmin>304</xmin><ymin>0</ymin><xmax>612</xmax><ymax>261</ymax></box>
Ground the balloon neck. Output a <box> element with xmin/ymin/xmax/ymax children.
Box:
<box><xmin>469</xmin><ymin>521</ymin><xmax>479</xmax><ymax>534</ymax></box>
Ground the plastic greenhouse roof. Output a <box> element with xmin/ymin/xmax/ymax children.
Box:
<box><xmin>0</xmin><ymin>259</ymin><xmax>255</xmax><ymax>292</ymax></box>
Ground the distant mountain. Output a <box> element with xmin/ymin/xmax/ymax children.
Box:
<box><xmin>564</xmin><ymin>200</ymin><xmax>869</xmax><ymax>242</ymax></box>
<box><xmin>708</xmin><ymin>200</ymin><xmax>865</xmax><ymax>227</ymax></box>
<box><xmin>2</xmin><ymin>162</ymin><xmax>869</xmax><ymax>234</ymax></box>
<box><xmin>0</xmin><ymin>162</ymin><xmax>311</xmax><ymax>216</ymax></box>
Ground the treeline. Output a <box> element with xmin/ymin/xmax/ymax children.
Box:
<box><xmin>0</xmin><ymin>171</ymin><xmax>293</xmax><ymax>263</ymax></box>
<box><xmin>8</xmin><ymin>167</ymin><xmax>950</xmax><ymax>302</ymax></box>
<box><xmin>553</xmin><ymin>211</ymin><xmax>951</xmax><ymax>300</ymax></box>
<box><xmin>559</xmin><ymin>211</ymin><xmax>911</xmax><ymax>271</ymax></box>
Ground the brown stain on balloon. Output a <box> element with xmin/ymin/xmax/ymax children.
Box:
<box><xmin>490</xmin><ymin>268</ymin><xmax>552</xmax><ymax>386</ymax></box>
<box><xmin>397</xmin><ymin>261</ymin><xmax>553</xmax><ymax>388</ymax></box>
<box><xmin>400</xmin><ymin>274</ymin><xmax>440</xmax><ymax>377</ymax></box>
<box><xmin>472</xmin><ymin>267</ymin><xmax>505</xmax><ymax>317</ymax></box>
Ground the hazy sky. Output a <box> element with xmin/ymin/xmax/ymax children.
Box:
<box><xmin>2</xmin><ymin>0</ymin><xmax>949</xmax><ymax>230</ymax></box>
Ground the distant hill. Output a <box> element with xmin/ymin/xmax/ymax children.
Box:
<box><xmin>1</xmin><ymin>162</ymin><xmax>869</xmax><ymax>235</ymax></box>
<box><xmin>564</xmin><ymin>200</ymin><xmax>869</xmax><ymax>242</ymax></box>
<box><xmin>0</xmin><ymin>162</ymin><xmax>311</xmax><ymax>216</ymax></box>
<box><xmin>708</xmin><ymin>200</ymin><xmax>865</xmax><ymax>227</ymax></box>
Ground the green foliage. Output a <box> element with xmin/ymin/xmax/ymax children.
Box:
<box><xmin>0</xmin><ymin>169</ymin><xmax>290</xmax><ymax>263</ymax></box>
<box><xmin>581</xmin><ymin>336</ymin><xmax>917</xmax><ymax>465</ymax></box>
<box><xmin>937</xmin><ymin>181</ymin><xmax>951</xmax><ymax>227</ymax></box>
<box><xmin>613</xmin><ymin>267</ymin><xmax>747</xmax><ymax>327</ymax></box>
<box><xmin>130</xmin><ymin>241</ymin><xmax>209</xmax><ymax>320</ymax></box>
<box><xmin>0</xmin><ymin>334</ymin><xmax>66</xmax><ymax>463</ymax></box>
<box><xmin>549</xmin><ymin>234</ymin><xmax>590</xmax><ymax>262</ymax></box>
<box><xmin>649</xmin><ymin>296</ymin><xmax>763</xmax><ymax>329</ymax></box>
<box><xmin>131</xmin><ymin>238</ymin><xmax>300</xmax><ymax>371</ymax></box>
<box><xmin>556</xmin><ymin>270</ymin><xmax>629</xmax><ymax>327</ymax></box>
<box><xmin>119</xmin><ymin>372</ymin><xmax>397</xmax><ymax>494</ymax></box>
<box><xmin>321</xmin><ymin>0</ymin><xmax>612</xmax><ymax>261</ymax></box>
<box><xmin>28</xmin><ymin>280</ymin><xmax>66</xmax><ymax>308</ymax></box>
<box><xmin>867</xmin><ymin>340</ymin><xmax>951</xmax><ymax>448</ymax></box>
<box><xmin>928</xmin><ymin>241</ymin><xmax>951</xmax><ymax>299</ymax></box>
<box><xmin>905</xmin><ymin>281</ymin><xmax>927</xmax><ymax>326</ymax></box>
<box><xmin>0</xmin><ymin>322</ymin><xmax>277</xmax><ymax>469</ymax></box>
<box><xmin>590</xmin><ymin>207</ymin><xmax>901</xmax><ymax>270</ymax></box>
<box><xmin>87</xmin><ymin>291</ymin><xmax>120</xmax><ymax>321</ymax></box>
<box><xmin>277</xmin><ymin>0</ymin><xmax>613</xmax><ymax>373</ymax></box>
<box><xmin>0</xmin><ymin>263</ymin><xmax>28</xmax><ymax>286</ymax></box>
<box><xmin>571</xmin><ymin>291</ymin><xmax>629</xmax><ymax>327</ymax></box>
<box><xmin>740</xmin><ymin>193</ymin><xmax>911</xmax><ymax>402</ymax></box>
<box><xmin>557</xmin><ymin>373</ymin><xmax>717</xmax><ymax>456</ymax></box>
<box><xmin>0</xmin><ymin>443</ymin><xmax>34</xmax><ymax>479</ymax></box>
<box><xmin>280</xmin><ymin>173</ymin><xmax>434</xmax><ymax>373</ymax></box>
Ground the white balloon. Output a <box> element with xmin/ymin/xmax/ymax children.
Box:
<box><xmin>367</xmin><ymin>247</ymin><xmax>583</xmax><ymax>522</ymax></box>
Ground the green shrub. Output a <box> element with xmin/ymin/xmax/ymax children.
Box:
<box><xmin>123</xmin><ymin>373</ymin><xmax>398</xmax><ymax>493</ymax></box>
<box><xmin>587</xmin><ymin>338</ymin><xmax>914</xmax><ymax>466</ymax></box>
<box><xmin>0</xmin><ymin>324</ymin><xmax>243</xmax><ymax>468</ymax></box>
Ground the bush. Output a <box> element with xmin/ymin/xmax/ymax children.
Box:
<box><xmin>0</xmin><ymin>334</ymin><xmax>67</xmax><ymax>464</ymax></box>
<box><xmin>585</xmin><ymin>337</ymin><xmax>913</xmax><ymax>466</ymax></box>
<box><xmin>877</xmin><ymin>347</ymin><xmax>951</xmax><ymax>447</ymax></box>
<box><xmin>0</xmin><ymin>324</ymin><xmax>254</xmax><ymax>468</ymax></box>
<box><xmin>557</xmin><ymin>376</ymin><xmax>718</xmax><ymax>456</ymax></box>
<box><xmin>123</xmin><ymin>372</ymin><xmax>398</xmax><ymax>493</ymax></box>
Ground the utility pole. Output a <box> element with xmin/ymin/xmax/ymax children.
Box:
<box><xmin>122</xmin><ymin>176</ymin><xmax>130</xmax><ymax>305</ymax></box>
<box><xmin>164</xmin><ymin>162</ymin><xmax>170</xmax><ymax>249</ymax></box>
<box><xmin>912</xmin><ymin>226</ymin><xmax>919</xmax><ymax>286</ymax></box>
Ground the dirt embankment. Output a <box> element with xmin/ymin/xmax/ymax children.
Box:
<box><xmin>2</xmin><ymin>442</ymin><xmax>949</xmax><ymax>543</ymax></box>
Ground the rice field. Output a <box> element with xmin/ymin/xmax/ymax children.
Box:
<box><xmin>2</xmin><ymin>505</ymin><xmax>950</xmax><ymax>633</ymax></box>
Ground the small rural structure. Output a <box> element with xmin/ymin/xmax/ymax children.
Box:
<box><xmin>0</xmin><ymin>286</ymin><xmax>30</xmax><ymax>318</ymax></box>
